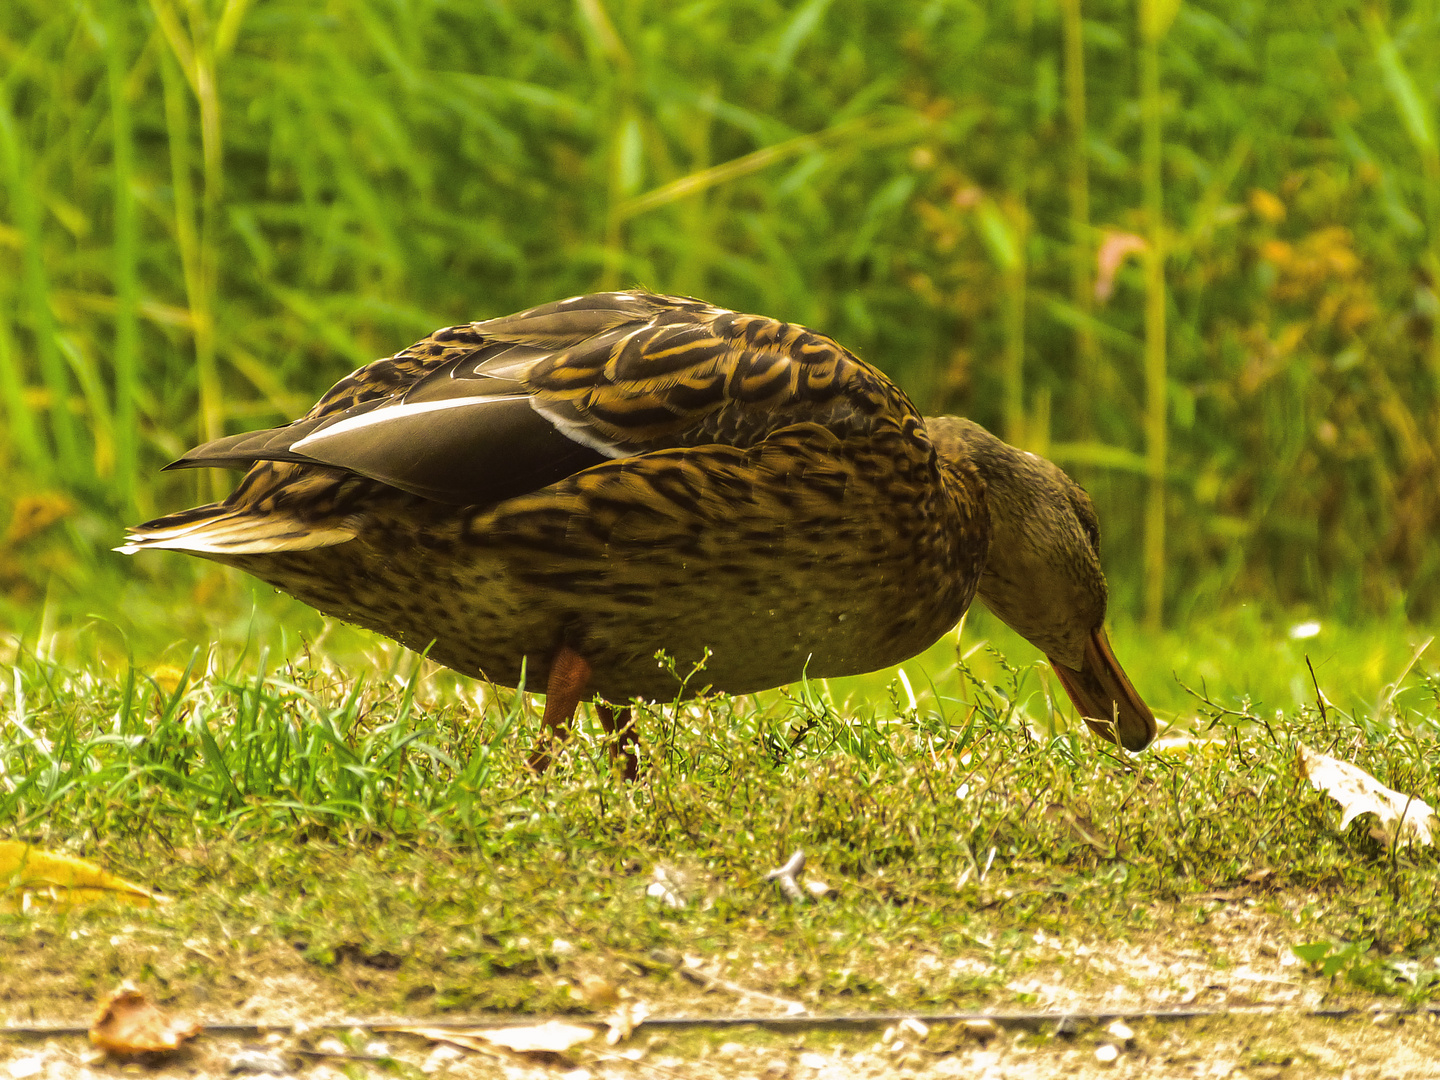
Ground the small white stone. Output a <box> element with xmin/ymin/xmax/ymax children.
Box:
<box><xmin>421</xmin><ymin>1044</ymin><xmax>464</xmax><ymax>1074</ymax></box>
<box><xmin>717</xmin><ymin>1042</ymin><xmax>745</xmax><ymax>1058</ymax></box>
<box><xmin>899</xmin><ymin>1017</ymin><xmax>929</xmax><ymax>1040</ymax></box>
<box><xmin>963</xmin><ymin>1019</ymin><xmax>999</xmax><ymax>1042</ymax></box>
<box><xmin>552</xmin><ymin>937</ymin><xmax>576</xmax><ymax>956</ymax></box>
<box><xmin>224</xmin><ymin>1049</ymin><xmax>289</xmax><ymax>1076</ymax></box>
<box><xmin>646</xmin><ymin>880</ymin><xmax>684</xmax><ymax>908</ymax></box>
<box><xmin>1095</xmin><ymin>1043</ymin><xmax>1120</xmax><ymax>1065</ymax></box>
<box><xmin>799</xmin><ymin>1051</ymin><xmax>829</xmax><ymax>1069</ymax></box>
<box><xmin>7</xmin><ymin>1057</ymin><xmax>44</xmax><ymax>1079</ymax></box>
<box><xmin>1105</xmin><ymin>1019</ymin><xmax>1135</xmax><ymax>1044</ymax></box>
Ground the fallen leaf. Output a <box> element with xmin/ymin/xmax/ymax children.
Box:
<box><xmin>1297</xmin><ymin>744</ymin><xmax>1435</xmax><ymax>846</ymax></box>
<box><xmin>90</xmin><ymin>984</ymin><xmax>201</xmax><ymax>1056</ymax></box>
<box><xmin>0</xmin><ymin>842</ymin><xmax>168</xmax><ymax>911</ymax></box>
<box><xmin>604</xmin><ymin>1000</ymin><xmax>650</xmax><ymax>1045</ymax></box>
<box><xmin>474</xmin><ymin>1022</ymin><xmax>595</xmax><ymax>1054</ymax></box>
<box><xmin>385</xmin><ymin>1022</ymin><xmax>596</xmax><ymax>1064</ymax></box>
<box><xmin>765</xmin><ymin>849</ymin><xmax>806</xmax><ymax>903</ymax></box>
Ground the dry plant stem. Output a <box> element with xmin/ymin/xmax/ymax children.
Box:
<box><xmin>1305</xmin><ymin>655</ymin><xmax>1329</xmax><ymax>725</ymax></box>
<box><xmin>676</xmin><ymin>955</ymin><xmax>807</xmax><ymax>1016</ymax></box>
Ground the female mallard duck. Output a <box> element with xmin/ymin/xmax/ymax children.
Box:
<box><xmin>121</xmin><ymin>291</ymin><xmax>1156</xmax><ymax>772</ymax></box>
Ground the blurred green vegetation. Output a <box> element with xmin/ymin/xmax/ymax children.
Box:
<box><xmin>2</xmin><ymin>0</ymin><xmax>1440</xmax><ymax>637</ymax></box>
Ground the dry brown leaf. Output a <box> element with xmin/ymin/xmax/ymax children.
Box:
<box><xmin>90</xmin><ymin>983</ymin><xmax>201</xmax><ymax>1056</ymax></box>
<box><xmin>1298</xmin><ymin>744</ymin><xmax>1435</xmax><ymax>846</ymax></box>
<box><xmin>0</xmin><ymin>841</ymin><xmax>168</xmax><ymax>911</ymax></box>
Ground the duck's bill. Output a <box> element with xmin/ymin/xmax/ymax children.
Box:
<box><xmin>1049</xmin><ymin>627</ymin><xmax>1157</xmax><ymax>752</ymax></box>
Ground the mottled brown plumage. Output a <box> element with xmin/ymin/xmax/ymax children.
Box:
<box><xmin>121</xmin><ymin>291</ymin><xmax>1155</xmax><ymax>769</ymax></box>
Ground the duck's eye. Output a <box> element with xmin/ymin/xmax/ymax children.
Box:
<box><xmin>1071</xmin><ymin>495</ymin><xmax>1102</xmax><ymax>555</ymax></box>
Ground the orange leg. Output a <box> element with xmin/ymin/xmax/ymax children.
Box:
<box><xmin>527</xmin><ymin>644</ymin><xmax>592</xmax><ymax>774</ymax></box>
<box><xmin>596</xmin><ymin>702</ymin><xmax>638</xmax><ymax>780</ymax></box>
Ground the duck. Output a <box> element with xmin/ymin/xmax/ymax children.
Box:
<box><xmin>119</xmin><ymin>291</ymin><xmax>1156</xmax><ymax>775</ymax></box>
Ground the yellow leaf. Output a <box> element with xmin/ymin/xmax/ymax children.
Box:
<box><xmin>1248</xmin><ymin>188</ymin><xmax>1286</xmax><ymax>224</ymax></box>
<box><xmin>0</xmin><ymin>842</ymin><xmax>169</xmax><ymax>911</ymax></box>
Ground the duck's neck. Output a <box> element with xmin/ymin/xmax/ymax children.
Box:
<box><xmin>924</xmin><ymin>416</ymin><xmax>1106</xmax><ymax>669</ymax></box>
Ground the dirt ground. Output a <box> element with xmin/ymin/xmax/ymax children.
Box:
<box><xmin>4</xmin><ymin>901</ymin><xmax>1438</xmax><ymax>1079</ymax></box>
<box><xmin>3</xmin><ymin>1007</ymin><xmax>1439</xmax><ymax>1079</ymax></box>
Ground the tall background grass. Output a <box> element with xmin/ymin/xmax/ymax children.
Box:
<box><xmin>2</xmin><ymin>0</ymin><xmax>1439</xmax><ymax>637</ymax></box>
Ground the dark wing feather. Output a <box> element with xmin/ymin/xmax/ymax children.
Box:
<box><xmin>168</xmin><ymin>291</ymin><xmax>922</xmax><ymax>506</ymax></box>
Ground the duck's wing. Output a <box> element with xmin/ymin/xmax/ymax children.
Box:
<box><xmin>168</xmin><ymin>292</ymin><xmax>921</xmax><ymax>506</ymax></box>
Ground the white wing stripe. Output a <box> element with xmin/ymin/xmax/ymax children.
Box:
<box><xmin>291</xmin><ymin>395</ymin><xmax>528</xmax><ymax>451</ymax></box>
<box><xmin>529</xmin><ymin>400</ymin><xmax>629</xmax><ymax>459</ymax></box>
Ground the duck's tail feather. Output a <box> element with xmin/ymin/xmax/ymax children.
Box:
<box><xmin>117</xmin><ymin>502</ymin><xmax>356</xmax><ymax>556</ymax></box>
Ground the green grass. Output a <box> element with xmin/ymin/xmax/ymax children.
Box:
<box><xmin>3</xmin><ymin>603</ymin><xmax>1439</xmax><ymax>1019</ymax></box>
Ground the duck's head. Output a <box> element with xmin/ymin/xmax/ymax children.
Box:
<box><xmin>927</xmin><ymin>417</ymin><xmax>1157</xmax><ymax>752</ymax></box>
